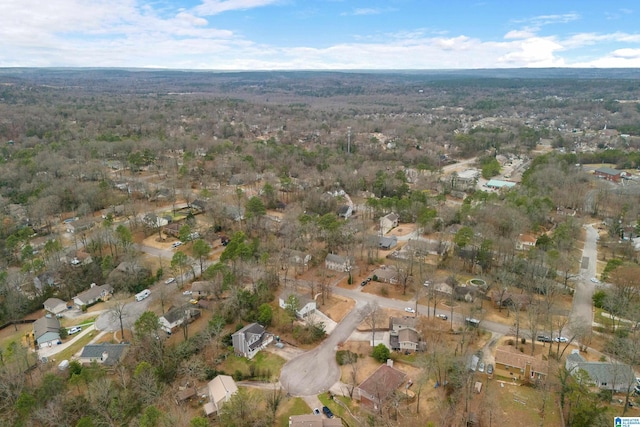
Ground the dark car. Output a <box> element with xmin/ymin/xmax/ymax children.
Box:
<box><xmin>537</xmin><ymin>335</ymin><xmax>552</xmax><ymax>343</ymax></box>
<box><xmin>322</xmin><ymin>406</ymin><xmax>334</xmax><ymax>418</ymax></box>
<box><xmin>487</xmin><ymin>364</ymin><xmax>494</xmax><ymax>375</ymax></box>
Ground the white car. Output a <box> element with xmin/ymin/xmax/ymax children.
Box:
<box><xmin>554</xmin><ymin>336</ymin><xmax>568</xmax><ymax>343</ymax></box>
<box><xmin>164</xmin><ymin>277</ymin><xmax>175</xmax><ymax>285</ymax></box>
<box><xmin>590</xmin><ymin>277</ymin><xmax>599</xmax><ymax>283</ymax></box>
<box><xmin>183</xmin><ymin>290</ymin><xmax>193</xmax><ymax>296</ymax></box>
<box><xmin>68</xmin><ymin>326</ymin><xmax>82</xmax><ymax>335</ymax></box>
<box><xmin>436</xmin><ymin>314</ymin><xmax>448</xmax><ymax>320</ymax></box>
<box><xmin>404</xmin><ymin>307</ymin><xmax>416</xmax><ymax>314</ymax></box>
<box><xmin>171</xmin><ymin>241</ymin><xmax>183</xmax><ymax>248</ymax></box>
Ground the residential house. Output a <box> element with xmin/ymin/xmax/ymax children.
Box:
<box><xmin>159</xmin><ymin>306</ymin><xmax>201</xmax><ymax>334</ymax></box>
<box><xmin>279</xmin><ymin>290</ymin><xmax>317</xmax><ymax>318</ymax></box>
<box><xmin>34</xmin><ymin>272</ymin><xmax>58</xmax><ymax>293</ymax></box>
<box><xmin>389</xmin><ymin>316</ymin><xmax>417</xmax><ymax>332</ymax></box>
<box><xmin>379</xmin><ymin>235</ymin><xmax>398</xmax><ymax>250</ymax></box>
<box><xmin>324</xmin><ymin>254</ymin><xmax>353</xmax><ymax>272</ymax></box>
<box><xmin>494</xmin><ymin>345</ymin><xmax>548</xmax><ymax>382</ymax></box>
<box><xmin>491</xmin><ymin>290</ymin><xmax>531</xmax><ymax>310</ymax></box>
<box><xmin>372</xmin><ymin>265</ymin><xmax>398</xmax><ymax>284</ymax></box>
<box><xmin>204</xmin><ymin>375</ymin><xmax>238</xmax><ymax>416</ymax></box>
<box><xmin>78</xmin><ymin>343</ymin><xmax>128</xmax><ymax>366</ymax></box>
<box><xmin>485</xmin><ymin>179</ymin><xmax>516</xmax><ymax>190</ymax></box>
<box><xmin>389</xmin><ymin>328</ymin><xmax>422</xmax><ymax>352</ymax></box>
<box><xmin>284</xmin><ymin>249</ymin><xmax>312</xmax><ymax>271</ymax></box>
<box><xmin>33</xmin><ymin>316</ymin><xmax>61</xmax><ymax>348</ymax></box>
<box><xmin>73</xmin><ymin>283</ymin><xmax>113</xmax><ymax>309</ymax></box>
<box><xmin>516</xmin><ymin>234</ymin><xmax>537</xmax><ymax>251</ymax></box>
<box><xmin>453</xmin><ymin>285</ymin><xmax>480</xmax><ymax>303</ymax></box>
<box><xmin>594</xmin><ymin>167</ymin><xmax>622</xmax><ymax>183</ymax></box>
<box><xmin>390</xmin><ymin>239</ymin><xmax>449</xmax><ymax>258</ymax></box>
<box><xmin>379</xmin><ymin>213</ymin><xmax>399</xmax><ymax>234</ymax></box>
<box><xmin>163</xmin><ymin>222</ymin><xmax>182</xmax><ymax>238</ymax></box>
<box><xmin>43</xmin><ymin>298</ymin><xmax>68</xmax><ymax>315</ymax></box>
<box><xmin>355</xmin><ymin>361</ymin><xmax>407</xmax><ymax>411</ymax></box>
<box><xmin>191</xmin><ymin>281</ymin><xmax>212</xmax><ymax>298</ymax></box>
<box><xmin>337</xmin><ymin>205</ymin><xmax>353</xmax><ymax>219</ymax></box>
<box><xmin>288</xmin><ymin>415</ymin><xmax>343</xmax><ymax>427</ymax></box>
<box><xmin>231</xmin><ymin>323</ymin><xmax>273</xmax><ymax>359</ymax></box>
<box><xmin>65</xmin><ymin>217</ymin><xmax>96</xmax><ymax>234</ymax></box>
<box><xmin>565</xmin><ymin>350</ymin><xmax>636</xmax><ymax>392</ymax></box>
<box><xmin>190</xmin><ymin>199</ymin><xmax>207</xmax><ymax>213</ymax></box>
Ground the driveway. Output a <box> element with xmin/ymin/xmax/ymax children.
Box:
<box><xmin>280</xmin><ymin>300</ymin><xmax>366</xmax><ymax>396</ymax></box>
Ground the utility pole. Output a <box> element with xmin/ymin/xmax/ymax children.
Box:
<box><xmin>347</xmin><ymin>126</ymin><xmax>351</xmax><ymax>154</ymax></box>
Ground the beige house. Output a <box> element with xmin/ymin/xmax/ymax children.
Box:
<box><xmin>204</xmin><ymin>375</ymin><xmax>238</xmax><ymax>416</ymax></box>
<box><xmin>379</xmin><ymin>212</ymin><xmax>399</xmax><ymax>234</ymax></box>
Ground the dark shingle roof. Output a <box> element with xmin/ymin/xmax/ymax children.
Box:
<box><xmin>80</xmin><ymin>343</ymin><xmax>128</xmax><ymax>366</ymax></box>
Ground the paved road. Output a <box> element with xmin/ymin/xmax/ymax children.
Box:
<box><xmin>570</xmin><ymin>223</ymin><xmax>599</xmax><ymax>328</ymax></box>
<box><xmin>95</xmin><ymin>296</ymin><xmax>152</xmax><ymax>332</ymax></box>
<box><xmin>280</xmin><ymin>300</ymin><xmax>367</xmax><ymax>396</ymax></box>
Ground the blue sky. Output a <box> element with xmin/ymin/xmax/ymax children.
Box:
<box><xmin>1</xmin><ymin>0</ymin><xmax>639</xmax><ymax>69</ymax></box>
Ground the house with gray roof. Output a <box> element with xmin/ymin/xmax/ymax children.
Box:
<box><xmin>325</xmin><ymin>253</ymin><xmax>353</xmax><ymax>272</ymax></box>
<box><xmin>231</xmin><ymin>323</ymin><xmax>272</xmax><ymax>359</ymax></box>
<box><xmin>565</xmin><ymin>350</ymin><xmax>636</xmax><ymax>392</ymax></box>
<box><xmin>279</xmin><ymin>290</ymin><xmax>316</xmax><ymax>318</ymax></box>
<box><xmin>33</xmin><ymin>316</ymin><xmax>61</xmax><ymax>348</ymax></box>
<box><xmin>79</xmin><ymin>343</ymin><xmax>129</xmax><ymax>366</ymax></box>
<box><xmin>73</xmin><ymin>283</ymin><xmax>113</xmax><ymax>308</ymax></box>
<box><xmin>159</xmin><ymin>306</ymin><xmax>201</xmax><ymax>333</ymax></box>
<box><xmin>43</xmin><ymin>298</ymin><xmax>68</xmax><ymax>315</ymax></box>
<box><xmin>379</xmin><ymin>235</ymin><xmax>398</xmax><ymax>250</ymax></box>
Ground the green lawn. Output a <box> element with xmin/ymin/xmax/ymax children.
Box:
<box><xmin>276</xmin><ymin>397</ymin><xmax>310</xmax><ymax>427</ymax></box>
<box><xmin>319</xmin><ymin>394</ymin><xmax>357</xmax><ymax>425</ymax></box>
<box><xmin>54</xmin><ymin>331</ymin><xmax>99</xmax><ymax>362</ymax></box>
<box><xmin>219</xmin><ymin>351</ymin><xmax>285</xmax><ymax>381</ymax></box>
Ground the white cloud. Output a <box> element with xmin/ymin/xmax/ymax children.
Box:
<box><xmin>504</xmin><ymin>29</ymin><xmax>537</xmax><ymax>40</ymax></box>
<box><xmin>515</xmin><ymin>13</ymin><xmax>580</xmax><ymax>27</ymax></box>
<box><xmin>497</xmin><ymin>37</ymin><xmax>565</xmax><ymax>67</ymax></box>
<box><xmin>194</xmin><ymin>0</ymin><xmax>281</xmax><ymax>16</ymax></box>
<box><xmin>611</xmin><ymin>48</ymin><xmax>640</xmax><ymax>59</ymax></box>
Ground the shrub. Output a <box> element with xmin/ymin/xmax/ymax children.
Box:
<box><xmin>372</xmin><ymin>343</ymin><xmax>390</xmax><ymax>363</ymax></box>
<box><xmin>336</xmin><ymin>350</ymin><xmax>358</xmax><ymax>365</ymax></box>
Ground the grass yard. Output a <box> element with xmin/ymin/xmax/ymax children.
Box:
<box><xmin>53</xmin><ymin>329</ymin><xmax>100</xmax><ymax>362</ymax></box>
<box><xmin>219</xmin><ymin>351</ymin><xmax>285</xmax><ymax>381</ymax></box>
<box><xmin>276</xmin><ymin>397</ymin><xmax>310</xmax><ymax>427</ymax></box>
<box><xmin>477</xmin><ymin>380</ymin><xmax>561</xmax><ymax>426</ymax></box>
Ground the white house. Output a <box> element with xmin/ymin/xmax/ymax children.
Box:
<box><xmin>43</xmin><ymin>298</ymin><xmax>68</xmax><ymax>315</ymax></box>
<box><xmin>231</xmin><ymin>323</ymin><xmax>272</xmax><ymax>359</ymax></box>
<box><xmin>159</xmin><ymin>306</ymin><xmax>201</xmax><ymax>333</ymax></box>
<box><xmin>279</xmin><ymin>290</ymin><xmax>317</xmax><ymax>318</ymax></box>
<box><xmin>325</xmin><ymin>253</ymin><xmax>353</xmax><ymax>272</ymax></box>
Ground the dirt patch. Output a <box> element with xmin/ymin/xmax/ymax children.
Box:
<box><xmin>361</xmin><ymin>281</ymin><xmax>413</xmax><ymax>301</ymax></box>
<box><xmin>320</xmin><ymin>295</ymin><xmax>355</xmax><ymax>323</ymax></box>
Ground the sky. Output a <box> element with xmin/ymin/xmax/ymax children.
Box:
<box><xmin>1</xmin><ymin>0</ymin><xmax>640</xmax><ymax>70</ymax></box>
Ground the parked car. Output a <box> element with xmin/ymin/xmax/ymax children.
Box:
<box><xmin>590</xmin><ymin>277</ymin><xmax>599</xmax><ymax>283</ymax></box>
<box><xmin>487</xmin><ymin>364</ymin><xmax>494</xmax><ymax>375</ymax></box>
<box><xmin>478</xmin><ymin>362</ymin><xmax>485</xmax><ymax>373</ymax></box>
<box><xmin>313</xmin><ymin>408</ymin><xmax>321</xmax><ymax>415</ymax></box>
<box><xmin>554</xmin><ymin>336</ymin><xmax>568</xmax><ymax>343</ymax></box>
<box><xmin>404</xmin><ymin>307</ymin><xmax>416</xmax><ymax>313</ymax></box>
<box><xmin>360</xmin><ymin>281</ymin><xmax>367</xmax><ymax>286</ymax></box>
<box><xmin>436</xmin><ymin>314</ymin><xmax>448</xmax><ymax>320</ymax></box>
<box><xmin>171</xmin><ymin>241</ymin><xmax>183</xmax><ymax>248</ymax></box>
<box><xmin>68</xmin><ymin>326</ymin><xmax>82</xmax><ymax>335</ymax></box>
<box><xmin>322</xmin><ymin>406</ymin><xmax>334</xmax><ymax>418</ymax></box>
<box><xmin>183</xmin><ymin>290</ymin><xmax>193</xmax><ymax>296</ymax></box>
<box><xmin>537</xmin><ymin>335</ymin><xmax>552</xmax><ymax>343</ymax></box>
<box><xmin>164</xmin><ymin>277</ymin><xmax>175</xmax><ymax>285</ymax></box>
